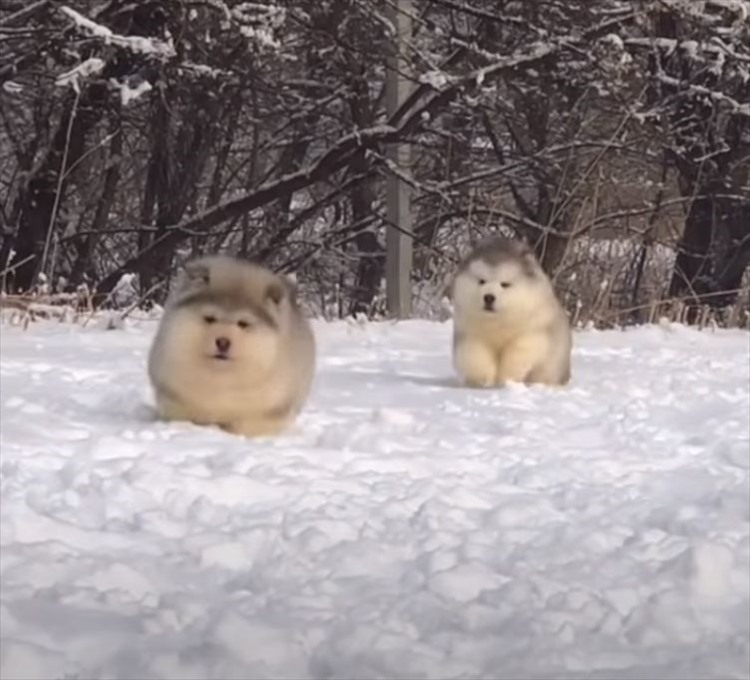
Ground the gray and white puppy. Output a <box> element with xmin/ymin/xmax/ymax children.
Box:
<box><xmin>450</xmin><ymin>237</ymin><xmax>572</xmax><ymax>387</ymax></box>
<box><xmin>148</xmin><ymin>255</ymin><xmax>316</xmax><ymax>437</ymax></box>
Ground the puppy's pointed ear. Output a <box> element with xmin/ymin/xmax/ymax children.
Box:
<box><xmin>283</xmin><ymin>273</ymin><xmax>300</xmax><ymax>301</ymax></box>
<box><xmin>264</xmin><ymin>280</ymin><xmax>285</xmax><ymax>306</ymax></box>
<box><xmin>519</xmin><ymin>245</ymin><xmax>541</xmax><ymax>277</ymax></box>
<box><xmin>184</xmin><ymin>260</ymin><xmax>210</xmax><ymax>287</ymax></box>
<box><xmin>508</xmin><ymin>236</ymin><xmax>534</xmax><ymax>258</ymax></box>
<box><xmin>441</xmin><ymin>273</ymin><xmax>454</xmax><ymax>300</ymax></box>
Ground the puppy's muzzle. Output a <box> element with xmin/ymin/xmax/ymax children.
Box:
<box><xmin>483</xmin><ymin>293</ymin><xmax>496</xmax><ymax>311</ymax></box>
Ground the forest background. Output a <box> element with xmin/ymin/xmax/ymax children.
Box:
<box><xmin>1</xmin><ymin>0</ymin><xmax>748</xmax><ymax>327</ymax></box>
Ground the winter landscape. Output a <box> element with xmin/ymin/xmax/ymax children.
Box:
<box><xmin>2</xmin><ymin>0</ymin><xmax>750</xmax><ymax>678</ymax></box>
<box><xmin>1</xmin><ymin>317</ymin><xmax>749</xmax><ymax>680</ymax></box>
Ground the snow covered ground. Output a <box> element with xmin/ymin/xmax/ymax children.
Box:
<box><xmin>1</xmin><ymin>319</ymin><xmax>748</xmax><ymax>680</ymax></box>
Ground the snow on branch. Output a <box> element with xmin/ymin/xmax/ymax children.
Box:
<box><xmin>188</xmin><ymin>0</ymin><xmax>232</xmax><ymax>23</ymax></box>
<box><xmin>232</xmin><ymin>2</ymin><xmax>286</xmax><ymax>49</ymax></box>
<box><xmin>108</xmin><ymin>78</ymin><xmax>153</xmax><ymax>106</ymax></box>
<box><xmin>185</xmin><ymin>1</ymin><xmax>286</xmax><ymax>50</ymax></box>
<box><xmin>706</xmin><ymin>0</ymin><xmax>749</xmax><ymax>17</ymax></box>
<box><xmin>625</xmin><ymin>36</ymin><xmax>746</xmax><ymax>60</ymax></box>
<box><xmin>657</xmin><ymin>73</ymin><xmax>750</xmax><ymax>117</ymax></box>
<box><xmin>60</xmin><ymin>6</ymin><xmax>176</xmax><ymax>59</ymax></box>
<box><xmin>55</xmin><ymin>57</ymin><xmax>105</xmax><ymax>92</ymax></box>
<box><xmin>657</xmin><ymin>0</ymin><xmax>746</xmax><ymax>20</ymax></box>
<box><xmin>415</xmin><ymin>10</ymin><xmax>638</xmax><ymax>99</ymax></box>
<box><xmin>179</xmin><ymin>62</ymin><xmax>234</xmax><ymax>80</ymax></box>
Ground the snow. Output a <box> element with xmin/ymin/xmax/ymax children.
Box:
<box><xmin>107</xmin><ymin>273</ymin><xmax>139</xmax><ymax>307</ymax></box>
<box><xmin>419</xmin><ymin>70</ymin><xmax>450</xmax><ymax>90</ymax></box>
<box><xmin>2</xmin><ymin>82</ymin><xmax>24</xmax><ymax>95</ymax></box>
<box><xmin>60</xmin><ymin>6</ymin><xmax>176</xmax><ymax>59</ymax></box>
<box><xmin>0</xmin><ymin>319</ymin><xmax>748</xmax><ymax>680</ymax></box>
<box><xmin>233</xmin><ymin>2</ymin><xmax>286</xmax><ymax>49</ymax></box>
<box><xmin>55</xmin><ymin>58</ymin><xmax>105</xmax><ymax>91</ymax></box>
<box><xmin>109</xmin><ymin>79</ymin><xmax>153</xmax><ymax>107</ymax></box>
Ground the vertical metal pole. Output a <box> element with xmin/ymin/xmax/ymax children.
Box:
<box><xmin>385</xmin><ymin>0</ymin><xmax>413</xmax><ymax>319</ymax></box>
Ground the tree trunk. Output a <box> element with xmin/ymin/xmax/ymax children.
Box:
<box><xmin>69</xmin><ymin>110</ymin><xmax>123</xmax><ymax>286</ymax></box>
<box><xmin>8</xmin><ymin>83</ymin><xmax>108</xmax><ymax>291</ymax></box>
<box><xmin>670</xmin><ymin>189</ymin><xmax>750</xmax><ymax>309</ymax></box>
<box><xmin>347</xmin><ymin>72</ymin><xmax>383</xmax><ymax>316</ymax></box>
<box><xmin>348</xmin><ymin>173</ymin><xmax>382</xmax><ymax>316</ymax></box>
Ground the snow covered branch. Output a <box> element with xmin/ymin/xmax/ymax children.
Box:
<box><xmin>656</xmin><ymin>73</ymin><xmax>750</xmax><ymax>117</ymax></box>
<box><xmin>59</xmin><ymin>6</ymin><xmax>176</xmax><ymax>59</ymax></box>
<box><xmin>54</xmin><ymin>57</ymin><xmax>104</xmax><ymax>92</ymax></box>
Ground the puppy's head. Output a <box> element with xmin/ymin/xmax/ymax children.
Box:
<box><xmin>452</xmin><ymin>237</ymin><xmax>545</xmax><ymax>317</ymax></box>
<box><xmin>162</xmin><ymin>256</ymin><xmax>295</xmax><ymax>377</ymax></box>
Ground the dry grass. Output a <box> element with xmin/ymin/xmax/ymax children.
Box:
<box><xmin>0</xmin><ymin>291</ymin><xmax>157</xmax><ymax>330</ymax></box>
<box><xmin>0</xmin><ymin>292</ymin><xmax>92</xmax><ymax>328</ymax></box>
<box><xmin>571</xmin><ymin>294</ymin><xmax>750</xmax><ymax>331</ymax></box>
<box><xmin>556</xmin><ymin>238</ymin><xmax>750</xmax><ymax>330</ymax></box>
<box><xmin>408</xmin><ymin>236</ymin><xmax>749</xmax><ymax>329</ymax></box>
<box><xmin>3</xmin><ymin>235</ymin><xmax>748</xmax><ymax>331</ymax></box>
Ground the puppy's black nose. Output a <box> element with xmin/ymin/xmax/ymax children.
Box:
<box><xmin>483</xmin><ymin>293</ymin><xmax>496</xmax><ymax>306</ymax></box>
<box><xmin>215</xmin><ymin>337</ymin><xmax>231</xmax><ymax>354</ymax></box>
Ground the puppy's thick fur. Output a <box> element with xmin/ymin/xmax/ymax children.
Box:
<box><xmin>148</xmin><ymin>255</ymin><xmax>315</xmax><ymax>437</ymax></box>
<box><xmin>451</xmin><ymin>237</ymin><xmax>572</xmax><ymax>387</ymax></box>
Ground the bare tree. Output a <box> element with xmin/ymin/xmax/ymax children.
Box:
<box><xmin>1</xmin><ymin>0</ymin><xmax>746</xmax><ymax>325</ymax></box>
<box><xmin>627</xmin><ymin>1</ymin><xmax>750</xmax><ymax>310</ymax></box>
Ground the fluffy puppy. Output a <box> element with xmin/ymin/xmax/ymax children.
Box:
<box><xmin>148</xmin><ymin>255</ymin><xmax>316</xmax><ymax>437</ymax></box>
<box><xmin>451</xmin><ymin>237</ymin><xmax>572</xmax><ymax>387</ymax></box>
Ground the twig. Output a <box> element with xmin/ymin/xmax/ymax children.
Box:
<box><xmin>38</xmin><ymin>88</ymin><xmax>81</xmax><ymax>285</ymax></box>
<box><xmin>119</xmin><ymin>280</ymin><xmax>166</xmax><ymax>322</ymax></box>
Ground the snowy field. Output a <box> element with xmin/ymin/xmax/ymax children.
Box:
<box><xmin>1</xmin><ymin>319</ymin><xmax>749</xmax><ymax>680</ymax></box>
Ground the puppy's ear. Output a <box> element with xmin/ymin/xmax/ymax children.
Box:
<box><xmin>283</xmin><ymin>273</ymin><xmax>300</xmax><ymax>301</ymax></box>
<box><xmin>184</xmin><ymin>260</ymin><xmax>210</xmax><ymax>287</ymax></box>
<box><xmin>519</xmin><ymin>245</ymin><xmax>541</xmax><ymax>277</ymax></box>
<box><xmin>518</xmin><ymin>241</ymin><xmax>534</xmax><ymax>256</ymax></box>
<box><xmin>264</xmin><ymin>280</ymin><xmax>285</xmax><ymax>306</ymax></box>
<box><xmin>441</xmin><ymin>273</ymin><xmax>454</xmax><ymax>300</ymax></box>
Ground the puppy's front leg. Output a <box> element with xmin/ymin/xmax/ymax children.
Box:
<box><xmin>496</xmin><ymin>335</ymin><xmax>548</xmax><ymax>385</ymax></box>
<box><xmin>155</xmin><ymin>391</ymin><xmax>194</xmax><ymax>423</ymax></box>
<box><xmin>454</xmin><ymin>338</ymin><xmax>497</xmax><ymax>387</ymax></box>
<box><xmin>226</xmin><ymin>404</ymin><xmax>294</xmax><ymax>438</ymax></box>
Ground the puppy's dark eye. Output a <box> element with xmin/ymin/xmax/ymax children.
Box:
<box><xmin>500</xmin><ymin>282</ymin><xmax>512</xmax><ymax>289</ymax></box>
<box><xmin>237</xmin><ymin>320</ymin><xmax>251</xmax><ymax>330</ymax></box>
<box><xmin>203</xmin><ymin>315</ymin><xmax>217</xmax><ymax>324</ymax></box>
<box><xmin>478</xmin><ymin>278</ymin><xmax>486</xmax><ymax>286</ymax></box>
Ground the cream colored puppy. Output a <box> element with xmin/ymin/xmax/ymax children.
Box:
<box><xmin>148</xmin><ymin>255</ymin><xmax>316</xmax><ymax>437</ymax></box>
<box><xmin>451</xmin><ymin>237</ymin><xmax>572</xmax><ymax>387</ymax></box>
